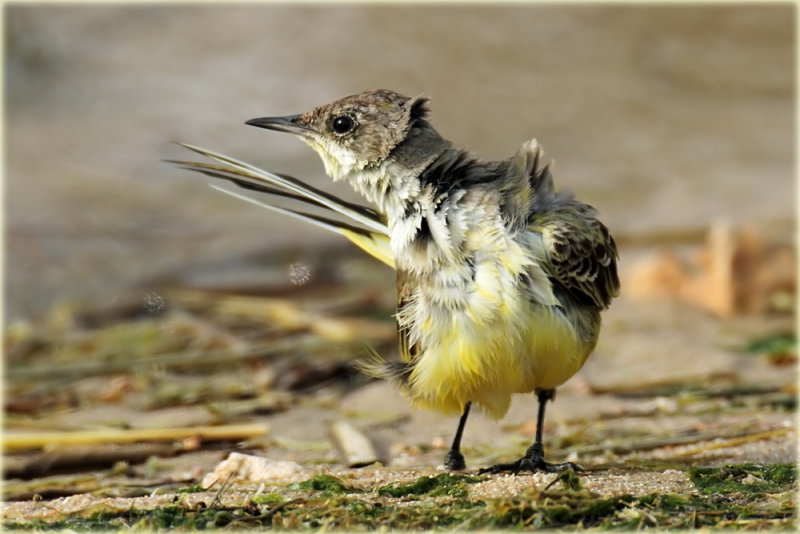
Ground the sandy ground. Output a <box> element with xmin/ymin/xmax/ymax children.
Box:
<box><xmin>3</xmin><ymin>285</ymin><xmax>796</xmax><ymax>522</ymax></box>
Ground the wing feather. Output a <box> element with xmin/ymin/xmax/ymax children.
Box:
<box><xmin>532</xmin><ymin>205</ymin><xmax>619</xmax><ymax>309</ymax></box>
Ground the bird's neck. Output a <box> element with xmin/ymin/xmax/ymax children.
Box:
<box><xmin>347</xmin><ymin>123</ymin><xmax>454</xmax><ymax>218</ymax></box>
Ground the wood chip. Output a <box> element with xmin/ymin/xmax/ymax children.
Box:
<box><xmin>330</xmin><ymin>420</ymin><xmax>381</xmax><ymax>468</ymax></box>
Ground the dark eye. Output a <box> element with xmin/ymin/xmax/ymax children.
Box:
<box><xmin>331</xmin><ymin>115</ymin><xmax>356</xmax><ymax>135</ymax></box>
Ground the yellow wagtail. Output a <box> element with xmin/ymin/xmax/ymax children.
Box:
<box><xmin>172</xmin><ymin>89</ymin><xmax>619</xmax><ymax>473</ymax></box>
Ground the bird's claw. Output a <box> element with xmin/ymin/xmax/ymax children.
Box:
<box><xmin>479</xmin><ymin>457</ymin><xmax>582</xmax><ymax>475</ymax></box>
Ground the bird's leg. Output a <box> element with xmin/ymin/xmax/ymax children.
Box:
<box><xmin>443</xmin><ymin>402</ymin><xmax>472</xmax><ymax>471</ymax></box>
<box><xmin>480</xmin><ymin>389</ymin><xmax>581</xmax><ymax>474</ymax></box>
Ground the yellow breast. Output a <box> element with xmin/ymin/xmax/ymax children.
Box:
<box><xmin>408</xmin><ymin>300</ymin><xmax>587</xmax><ymax>419</ymax></box>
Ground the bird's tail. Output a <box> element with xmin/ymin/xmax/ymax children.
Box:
<box><xmin>354</xmin><ymin>346</ymin><xmax>414</xmax><ymax>391</ymax></box>
<box><xmin>168</xmin><ymin>143</ymin><xmax>395</xmax><ymax>268</ymax></box>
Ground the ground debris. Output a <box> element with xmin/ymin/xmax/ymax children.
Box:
<box><xmin>201</xmin><ymin>453</ymin><xmax>308</xmax><ymax>489</ymax></box>
<box><xmin>329</xmin><ymin>420</ymin><xmax>382</xmax><ymax>467</ymax></box>
<box><xmin>689</xmin><ymin>463</ymin><xmax>797</xmax><ymax>495</ymax></box>
<box><xmin>626</xmin><ymin>222</ymin><xmax>795</xmax><ymax>317</ymax></box>
<box><xmin>2</xmin><ymin>464</ymin><xmax>795</xmax><ymax>530</ymax></box>
<box><xmin>2</xmin><ymin>246</ymin><xmax>796</xmax><ymax>530</ymax></box>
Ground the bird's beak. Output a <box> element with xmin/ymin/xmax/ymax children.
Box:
<box><xmin>245</xmin><ymin>114</ymin><xmax>313</xmax><ymax>137</ymax></box>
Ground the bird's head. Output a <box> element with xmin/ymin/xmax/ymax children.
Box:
<box><xmin>246</xmin><ymin>89</ymin><xmax>430</xmax><ymax>181</ymax></box>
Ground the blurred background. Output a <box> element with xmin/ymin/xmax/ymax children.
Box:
<box><xmin>5</xmin><ymin>3</ymin><xmax>794</xmax><ymax>320</ymax></box>
<box><xmin>2</xmin><ymin>2</ymin><xmax>796</xmax><ymax>505</ymax></box>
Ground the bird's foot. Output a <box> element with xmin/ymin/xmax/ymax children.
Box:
<box><xmin>479</xmin><ymin>458</ymin><xmax>581</xmax><ymax>475</ymax></box>
<box><xmin>479</xmin><ymin>444</ymin><xmax>581</xmax><ymax>475</ymax></box>
<box><xmin>443</xmin><ymin>449</ymin><xmax>466</xmax><ymax>471</ymax></box>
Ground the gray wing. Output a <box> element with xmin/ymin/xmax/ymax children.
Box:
<box><xmin>530</xmin><ymin>203</ymin><xmax>619</xmax><ymax>310</ymax></box>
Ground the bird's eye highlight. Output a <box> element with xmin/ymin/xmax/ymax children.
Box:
<box><xmin>331</xmin><ymin>115</ymin><xmax>356</xmax><ymax>135</ymax></box>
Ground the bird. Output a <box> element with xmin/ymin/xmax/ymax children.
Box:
<box><xmin>171</xmin><ymin>89</ymin><xmax>619</xmax><ymax>474</ymax></box>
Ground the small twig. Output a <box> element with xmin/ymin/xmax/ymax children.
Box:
<box><xmin>673</xmin><ymin>427</ymin><xmax>792</xmax><ymax>457</ymax></box>
<box><xmin>7</xmin><ymin>335</ymin><xmax>321</xmax><ymax>381</ymax></box>
<box><xmin>3</xmin><ymin>443</ymin><xmax>176</xmax><ymax>479</ymax></box>
<box><xmin>542</xmin><ymin>475</ymin><xmax>561</xmax><ymax>492</ymax></box>
<box><xmin>209</xmin><ymin>472</ymin><xmax>235</xmax><ymax>509</ymax></box>
<box><xmin>607</xmin><ymin>384</ymin><xmax>781</xmax><ymax>399</ymax></box>
<box><xmin>168</xmin><ymin>286</ymin><xmax>382</xmax><ymax>315</ymax></box>
<box><xmin>588</xmin><ymin>374</ymin><xmax>737</xmax><ymax>396</ymax></box>
<box><xmin>169</xmin><ymin>290</ymin><xmax>396</xmax><ymax>343</ymax></box>
<box><xmin>251</xmin><ymin>498</ymin><xmax>306</xmax><ymax>522</ymax></box>
<box><xmin>4</xmin><ymin>423</ymin><xmax>268</xmax><ymax>451</ymax></box>
<box><xmin>2</xmin><ymin>472</ymin><xmax>199</xmax><ymax>501</ymax></box>
<box><xmin>564</xmin><ymin>426</ymin><xmax>791</xmax><ymax>457</ymax></box>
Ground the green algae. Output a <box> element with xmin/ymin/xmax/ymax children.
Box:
<box><xmin>554</xmin><ymin>467</ymin><xmax>582</xmax><ymax>491</ymax></box>
<box><xmin>250</xmin><ymin>492</ymin><xmax>285</xmax><ymax>506</ymax></box>
<box><xmin>689</xmin><ymin>463</ymin><xmax>797</xmax><ymax>495</ymax></box>
<box><xmin>292</xmin><ymin>473</ymin><xmax>360</xmax><ymax>495</ymax></box>
<box><xmin>5</xmin><ymin>490</ymin><xmax>795</xmax><ymax>531</ymax></box>
<box><xmin>376</xmin><ymin>472</ymin><xmax>482</xmax><ymax>499</ymax></box>
<box><xmin>744</xmin><ymin>332</ymin><xmax>796</xmax><ymax>358</ymax></box>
